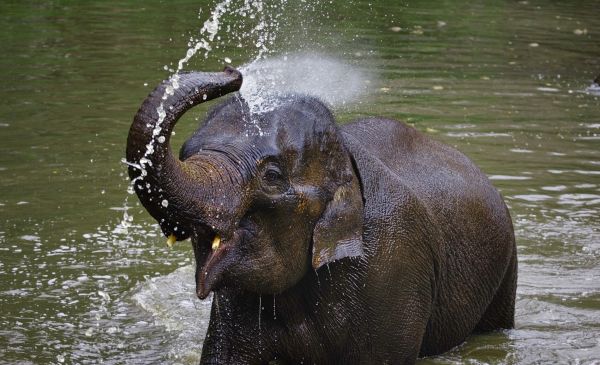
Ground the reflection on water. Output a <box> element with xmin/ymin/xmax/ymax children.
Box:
<box><xmin>0</xmin><ymin>0</ymin><xmax>599</xmax><ymax>364</ymax></box>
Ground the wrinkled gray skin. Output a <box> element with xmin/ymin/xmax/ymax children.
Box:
<box><xmin>126</xmin><ymin>68</ymin><xmax>517</xmax><ymax>365</ymax></box>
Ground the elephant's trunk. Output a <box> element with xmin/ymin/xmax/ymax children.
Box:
<box><xmin>126</xmin><ymin>67</ymin><xmax>243</xmax><ymax>241</ymax></box>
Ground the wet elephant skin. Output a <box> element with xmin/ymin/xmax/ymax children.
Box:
<box><xmin>126</xmin><ymin>68</ymin><xmax>517</xmax><ymax>365</ymax></box>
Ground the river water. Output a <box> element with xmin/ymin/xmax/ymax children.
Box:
<box><xmin>0</xmin><ymin>1</ymin><xmax>599</xmax><ymax>364</ymax></box>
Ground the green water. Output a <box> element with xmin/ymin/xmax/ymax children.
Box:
<box><xmin>1</xmin><ymin>0</ymin><xmax>599</xmax><ymax>363</ymax></box>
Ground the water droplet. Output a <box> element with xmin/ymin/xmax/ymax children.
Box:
<box><xmin>98</xmin><ymin>290</ymin><xmax>111</xmax><ymax>302</ymax></box>
<box><xmin>161</xmin><ymin>200</ymin><xmax>169</xmax><ymax>208</ymax></box>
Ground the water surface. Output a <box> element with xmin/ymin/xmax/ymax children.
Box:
<box><xmin>0</xmin><ymin>1</ymin><xmax>599</xmax><ymax>364</ymax></box>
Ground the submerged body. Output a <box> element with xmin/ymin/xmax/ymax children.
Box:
<box><xmin>126</xmin><ymin>68</ymin><xmax>517</xmax><ymax>364</ymax></box>
<box><xmin>341</xmin><ymin>119</ymin><xmax>516</xmax><ymax>358</ymax></box>
<box><xmin>200</xmin><ymin>117</ymin><xmax>516</xmax><ymax>364</ymax></box>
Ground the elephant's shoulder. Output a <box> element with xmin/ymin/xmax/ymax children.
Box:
<box><xmin>340</xmin><ymin>117</ymin><xmax>511</xmax><ymax>248</ymax></box>
<box><xmin>340</xmin><ymin>117</ymin><xmax>436</xmax><ymax>178</ymax></box>
<box><xmin>341</xmin><ymin>118</ymin><xmax>421</xmax><ymax>151</ymax></box>
<box><xmin>340</xmin><ymin>118</ymin><xmax>450</xmax><ymax>166</ymax></box>
<box><xmin>339</xmin><ymin>117</ymin><xmax>426</xmax><ymax>206</ymax></box>
<box><xmin>340</xmin><ymin>117</ymin><xmax>485</xmax><ymax>188</ymax></box>
<box><xmin>339</xmin><ymin>117</ymin><xmax>500</xmax><ymax>220</ymax></box>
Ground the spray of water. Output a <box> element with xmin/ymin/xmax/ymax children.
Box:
<box><xmin>239</xmin><ymin>52</ymin><xmax>371</xmax><ymax>115</ymax></box>
<box><xmin>586</xmin><ymin>78</ymin><xmax>600</xmax><ymax>96</ymax></box>
<box><xmin>125</xmin><ymin>0</ymin><xmax>232</xmax><ymax>185</ymax></box>
<box><xmin>123</xmin><ymin>0</ymin><xmax>287</xmax><ymax>190</ymax></box>
<box><xmin>124</xmin><ymin>0</ymin><xmax>371</xmax><ymax>181</ymax></box>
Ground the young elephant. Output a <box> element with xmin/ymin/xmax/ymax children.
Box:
<box><xmin>126</xmin><ymin>67</ymin><xmax>517</xmax><ymax>364</ymax></box>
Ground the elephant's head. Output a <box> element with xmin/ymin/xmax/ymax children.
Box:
<box><xmin>126</xmin><ymin>67</ymin><xmax>363</xmax><ymax>299</ymax></box>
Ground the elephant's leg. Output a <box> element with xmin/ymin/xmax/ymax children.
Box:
<box><xmin>361</xmin><ymin>298</ymin><xmax>430</xmax><ymax>364</ymax></box>
<box><xmin>357</xmin><ymin>279</ymin><xmax>433</xmax><ymax>365</ymax></box>
<box><xmin>474</xmin><ymin>249</ymin><xmax>517</xmax><ymax>332</ymax></box>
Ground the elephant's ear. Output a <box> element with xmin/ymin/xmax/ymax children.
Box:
<box><xmin>312</xmin><ymin>172</ymin><xmax>364</xmax><ymax>269</ymax></box>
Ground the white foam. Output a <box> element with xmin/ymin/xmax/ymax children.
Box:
<box><xmin>132</xmin><ymin>265</ymin><xmax>212</xmax><ymax>363</ymax></box>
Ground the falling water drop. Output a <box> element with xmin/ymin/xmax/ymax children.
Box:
<box><xmin>258</xmin><ymin>295</ymin><xmax>262</xmax><ymax>333</ymax></box>
<box><xmin>258</xmin><ymin>294</ymin><xmax>263</xmax><ymax>354</ymax></box>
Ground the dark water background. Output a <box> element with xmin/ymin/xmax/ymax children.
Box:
<box><xmin>0</xmin><ymin>1</ymin><xmax>599</xmax><ymax>363</ymax></box>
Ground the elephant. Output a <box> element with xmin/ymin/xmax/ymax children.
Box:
<box><xmin>126</xmin><ymin>66</ymin><xmax>517</xmax><ymax>364</ymax></box>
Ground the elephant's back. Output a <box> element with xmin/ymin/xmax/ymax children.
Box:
<box><xmin>340</xmin><ymin>118</ymin><xmax>506</xmax><ymax>221</ymax></box>
<box><xmin>341</xmin><ymin>118</ymin><xmax>516</xmax><ymax>354</ymax></box>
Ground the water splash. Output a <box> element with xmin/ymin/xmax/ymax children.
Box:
<box><xmin>127</xmin><ymin>0</ymin><xmax>236</xmax><ymax>189</ymax></box>
<box><xmin>132</xmin><ymin>265</ymin><xmax>211</xmax><ymax>363</ymax></box>
<box><xmin>585</xmin><ymin>80</ymin><xmax>600</xmax><ymax>96</ymax></box>
<box><xmin>258</xmin><ymin>294</ymin><xmax>262</xmax><ymax>353</ymax></box>
<box><xmin>239</xmin><ymin>52</ymin><xmax>371</xmax><ymax>115</ymax></box>
<box><xmin>258</xmin><ymin>295</ymin><xmax>262</xmax><ymax>330</ymax></box>
<box><xmin>126</xmin><ymin>0</ymin><xmax>290</xmax><ymax>188</ymax></box>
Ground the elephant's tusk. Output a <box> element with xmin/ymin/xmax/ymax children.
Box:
<box><xmin>212</xmin><ymin>235</ymin><xmax>221</xmax><ymax>251</ymax></box>
<box><xmin>166</xmin><ymin>234</ymin><xmax>177</xmax><ymax>248</ymax></box>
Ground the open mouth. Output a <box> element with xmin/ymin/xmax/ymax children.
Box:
<box><xmin>192</xmin><ymin>226</ymin><xmax>234</xmax><ymax>299</ymax></box>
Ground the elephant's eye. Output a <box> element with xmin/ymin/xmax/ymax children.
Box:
<box><xmin>263</xmin><ymin>167</ymin><xmax>283</xmax><ymax>184</ymax></box>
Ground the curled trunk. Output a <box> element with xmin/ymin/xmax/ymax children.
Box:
<box><xmin>126</xmin><ymin>67</ymin><xmax>242</xmax><ymax>240</ymax></box>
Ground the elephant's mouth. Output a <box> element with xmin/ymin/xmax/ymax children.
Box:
<box><xmin>193</xmin><ymin>226</ymin><xmax>246</xmax><ymax>300</ymax></box>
